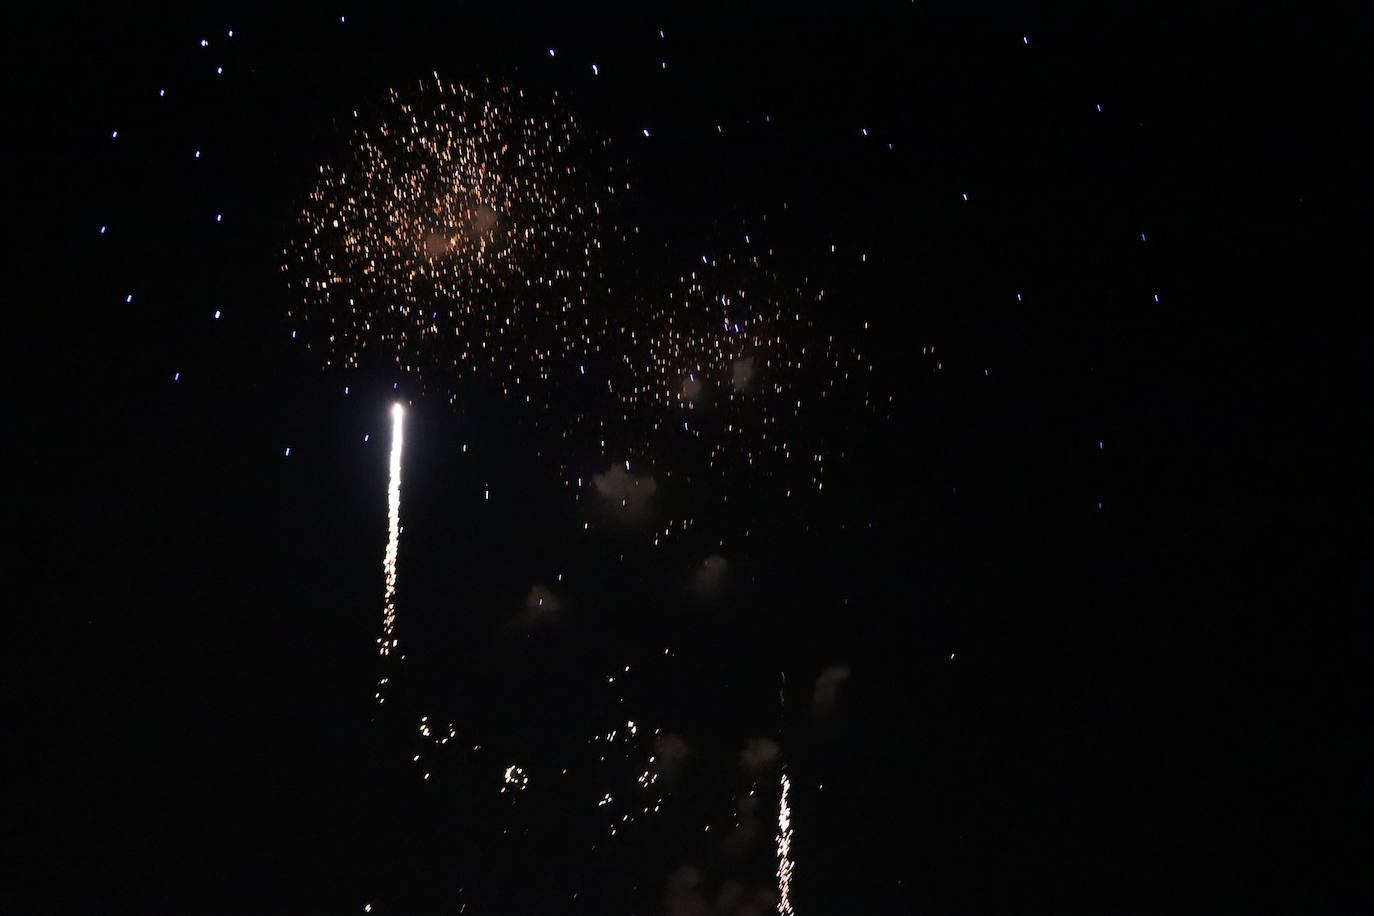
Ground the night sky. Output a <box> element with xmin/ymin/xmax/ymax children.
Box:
<box><xmin>14</xmin><ymin>3</ymin><xmax>1369</xmax><ymax>914</ymax></box>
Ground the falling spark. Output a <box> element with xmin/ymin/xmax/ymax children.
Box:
<box><xmin>777</xmin><ymin>772</ymin><xmax>795</xmax><ymax>915</ymax></box>
<box><xmin>379</xmin><ymin>403</ymin><xmax>405</xmax><ymax>668</ymax></box>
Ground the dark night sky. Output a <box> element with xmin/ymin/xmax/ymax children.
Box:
<box><xmin>12</xmin><ymin>2</ymin><xmax>1370</xmax><ymax>913</ymax></box>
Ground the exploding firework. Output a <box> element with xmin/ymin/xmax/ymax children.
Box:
<box><xmin>615</xmin><ymin>247</ymin><xmax>873</xmax><ymax>485</ymax></box>
<box><xmin>502</xmin><ymin>764</ymin><xmax>530</xmax><ymax>793</ymax></box>
<box><xmin>286</xmin><ymin>75</ymin><xmax>616</xmax><ymax>398</ymax></box>
<box><xmin>287</xmin><ymin>76</ymin><xmax>880</xmax><ymax>549</ymax></box>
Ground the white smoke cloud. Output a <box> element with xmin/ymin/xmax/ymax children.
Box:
<box><xmin>524</xmin><ymin>585</ymin><xmax>560</xmax><ymax>612</ymax></box>
<box><xmin>680</xmin><ymin>373</ymin><xmax>705</xmax><ymax>404</ymax></box>
<box><xmin>661</xmin><ymin>865</ymin><xmax>774</xmax><ymax>916</ymax></box>
<box><xmin>656</xmin><ymin>732</ymin><xmax>689</xmax><ymax>763</ymax></box>
<box><xmin>663</xmin><ymin>865</ymin><xmax>708</xmax><ymax>916</ymax></box>
<box><xmin>731</xmin><ymin>357</ymin><xmax>755</xmax><ymax>391</ymax></box>
<box><xmin>693</xmin><ymin>554</ymin><xmax>728</xmax><ymax>593</ymax></box>
<box><xmin>739</xmin><ymin>737</ymin><xmax>780</xmax><ymax>771</ymax></box>
<box><xmin>593</xmin><ymin>463</ymin><xmax>658</xmax><ymax>516</ymax></box>
<box><xmin>812</xmin><ymin>664</ymin><xmax>852</xmax><ymax>717</ymax></box>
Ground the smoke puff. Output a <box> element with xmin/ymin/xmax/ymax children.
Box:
<box><xmin>524</xmin><ymin>585</ymin><xmax>560</xmax><ymax>612</ymax></box>
<box><xmin>732</xmin><ymin>356</ymin><xmax>755</xmax><ymax>391</ymax></box>
<box><xmin>739</xmin><ymin>737</ymin><xmax>780</xmax><ymax>771</ymax></box>
<box><xmin>680</xmin><ymin>374</ymin><xmax>704</xmax><ymax>403</ymax></box>
<box><xmin>593</xmin><ymin>464</ymin><xmax>657</xmax><ymax>515</ymax></box>
<box><xmin>655</xmin><ymin>733</ymin><xmax>689</xmax><ymax>779</ymax></box>
<box><xmin>694</xmin><ymin>554</ymin><xmax>728</xmax><ymax>593</ymax></box>
<box><xmin>812</xmin><ymin>664</ymin><xmax>852</xmax><ymax>716</ymax></box>
<box><xmin>656</xmin><ymin>732</ymin><xmax>689</xmax><ymax>763</ymax></box>
<box><xmin>723</xmin><ymin>812</ymin><xmax>761</xmax><ymax>856</ymax></box>
<box><xmin>717</xmin><ymin>881</ymin><xmax>744</xmax><ymax>910</ymax></box>
<box><xmin>662</xmin><ymin>866</ymin><xmax>772</xmax><ymax>916</ymax></box>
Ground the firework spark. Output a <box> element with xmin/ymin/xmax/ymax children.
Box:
<box><xmin>288</xmin><ymin>78</ymin><xmax>883</xmax><ymax>564</ymax></box>
<box><xmin>777</xmin><ymin>771</ymin><xmax>796</xmax><ymax>916</ymax></box>
<box><xmin>285</xmin><ymin>75</ymin><xmax>614</xmax><ymax>401</ymax></box>
<box><xmin>377</xmin><ymin>404</ymin><xmax>404</xmax><ymax>702</ymax></box>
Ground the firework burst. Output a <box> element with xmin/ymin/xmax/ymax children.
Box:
<box><xmin>285</xmin><ymin>75</ymin><xmax>615</xmax><ymax>397</ymax></box>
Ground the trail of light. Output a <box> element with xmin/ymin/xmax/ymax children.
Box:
<box><xmin>379</xmin><ymin>403</ymin><xmax>405</xmax><ymax>674</ymax></box>
<box><xmin>777</xmin><ymin>772</ymin><xmax>795</xmax><ymax>916</ymax></box>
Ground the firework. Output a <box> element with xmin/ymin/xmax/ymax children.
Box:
<box><xmin>288</xmin><ymin>77</ymin><xmax>878</xmax><ymax>549</ymax></box>
<box><xmin>502</xmin><ymin>765</ymin><xmax>530</xmax><ymax>793</ymax></box>
<box><xmin>286</xmin><ymin>76</ymin><xmax>614</xmax><ymax>399</ymax></box>
<box><xmin>375</xmin><ymin>403</ymin><xmax>404</xmax><ymax>705</ymax></box>
<box><xmin>777</xmin><ymin>771</ymin><xmax>796</xmax><ymax>916</ymax></box>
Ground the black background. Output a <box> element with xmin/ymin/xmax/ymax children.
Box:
<box><xmin>13</xmin><ymin>2</ymin><xmax>1370</xmax><ymax>913</ymax></box>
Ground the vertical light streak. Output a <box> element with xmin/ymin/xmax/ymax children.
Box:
<box><xmin>379</xmin><ymin>403</ymin><xmax>405</xmax><ymax>668</ymax></box>
<box><xmin>777</xmin><ymin>771</ymin><xmax>795</xmax><ymax>916</ymax></box>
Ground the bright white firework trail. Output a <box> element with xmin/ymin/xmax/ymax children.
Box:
<box><xmin>777</xmin><ymin>771</ymin><xmax>795</xmax><ymax>916</ymax></box>
<box><xmin>379</xmin><ymin>403</ymin><xmax>405</xmax><ymax>669</ymax></box>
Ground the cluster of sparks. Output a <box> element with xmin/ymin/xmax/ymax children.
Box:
<box><xmin>501</xmin><ymin>765</ymin><xmax>529</xmax><ymax>793</ymax></box>
<box><xmin>286</xmin><ymin>75</ymin><xmax>613</xmax><ymax>397</ymax></box>
<box><xmin>591</xmin><ymin>670</ymin><xmax>665</xmax><ymax>838</ymax></box>
<box><xmin>776</xmin><ymin>772</ymin><xmax>796</xmax><ymax>916</ymax></box>
<box><xmin>378</xmin><ymin>403</ymin><xmax>404</xmax><ymax>674</ymax></box>
<box><xmin>77</xmin><ymin>8</ymin><xmax>1197</xmax><ymax>912</ymax></box>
